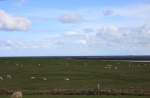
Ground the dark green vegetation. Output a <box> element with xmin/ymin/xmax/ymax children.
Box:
<box><xmin>0</xmin><ymin>95</ymin><xmax>150</xmax><ymax>98</ymax></box>
<box><xmin>0</xmin><ymin>58</ymin><xmax>150</xmax><ymax>90</ymax></box>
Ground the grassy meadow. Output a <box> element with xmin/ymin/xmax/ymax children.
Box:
<box><xmin>0</xmin><ymin>57</ymin><xmax>150</xmax><ymax>97</ymax></box>
<box><xmin>0</xmin><ymin>58</ymin><xmax>150</xmax><ymax>90</ymax></box>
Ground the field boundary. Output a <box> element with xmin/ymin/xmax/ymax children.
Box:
<box><xmin>0</xmin><ymin>88</ymin><xmax>150</xmax><ymax>96</ymax></box>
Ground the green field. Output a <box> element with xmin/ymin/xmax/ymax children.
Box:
<box><xmin>0</xmin><ymin>95</ymin><xmax>150</xmax><ymax>98</ymax></box>
<box><xmin>0</xmin><ymin>58</ymin><xmax>150</xmax><ymax>90</ymax></box>
<box><xmin>0</xmin><ymin>57</ymin><xmax>150</xmax><ymax>98</ymax></box>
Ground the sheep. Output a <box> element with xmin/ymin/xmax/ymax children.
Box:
<box><xmin>6</xmin><ymin>74</ymin><xmax>12</xmax><ymax>79</ymax></box>
<box><xmin>30</xmin><ymin>76</ymin><xmax>36</xmax><ymax>80</ymax></box>
<box><xmin>11</xmin><ymin>91</ymin><xmax>23</xmax><ymax>98</ymax></box>
<box><xmin>16</xmin><ymin>64</ymin><xmax>19</xmax><ymax>66</ymax></box>
<box><xmin>104</xmin><ymin>64</ymin><xmax>113</xmax><ymax>69</ymax></box>
<box><xmin>104</xmin><ymin>66</ymin><xmax>109</xmax><ymax>69</ymax></box>
<box><xmin>65</xmin><ymin>77</ymin><xmax>70</xmax><ymax>81</ymax></box>
<box><xmin>42</xmin><ymin>77</ymin><xmax>47</xmax><ymax>81</ymax></box>
<box><xmin>38</xmin><ymin>64</ymin><xmax>41</xmax><ymax>67</ymax></box>
<box><xmin>114</xmin><ymin>66</ymin><xmax>118</xmax><ymax>70</ymax></box>
<box><xmin>0</xmin><ymin>76</ymin><xmax>3</xmax><ymax>80</ymax></box>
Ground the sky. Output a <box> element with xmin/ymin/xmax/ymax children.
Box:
<box><xmin>0</xmin><ymin>0</ymin><xmax>150</xmax><ymax>56</ymax></box>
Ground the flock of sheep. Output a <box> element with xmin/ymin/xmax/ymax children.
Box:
<box><xmin>104</xmin><ymin>64</ymin><xmax>118</xmax><ymax>70</ymax></box>
<box><xmin>3</xmin><ymin>61</ymin><xmax>144</xmax><ymax>98</ymax></box>
<box><xmin>0</xmin><ymin>63</ymin><xmax>120</xmax><ymax>82</ymax></box>
<box><xmin>0</xmin><ymin>74</ymin><xmax>12</xmax><ymax>80</ymax></box>
<box><xmin>8</xmin><ymin>63</ymin><xmax>136</xmax><ymax>98</ymax></box>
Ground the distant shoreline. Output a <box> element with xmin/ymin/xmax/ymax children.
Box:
<box><xmin>0</xmin><ymin>55</ymin><xmax>150</xmax><ymax>60</ymax></box>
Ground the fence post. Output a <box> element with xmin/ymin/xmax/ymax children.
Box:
<box><xmin>97</xmin><ymin>83</ymin><xmax>100</xmax><ymax>96</ymax></box>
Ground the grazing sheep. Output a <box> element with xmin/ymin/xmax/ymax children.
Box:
<box><xmin>38</xmin><ymin>64</ymin><xmax>41</xmax><ymax>67</ymax></box>
<box><xmin>0</xmin><ymin>76</ymin><xmax>3</xmax><ymax>80</ymax></box>
<box><xmin>65</xmin><ymin>77</ymin><xmax>70</xmax><ymax>81</ymax></box>
<box><xmin>114</xmin><ymin>66</ymin><xmax>118</xmax><ymax>70</ymax></box>
<box><xmin>16</xmin><ymin>64</ymin><xmax>19</xmax><ymax>66</ymax></box>
<box><xmin>11</xmin><ymin>91</ymin><xmax>23</xmax><ymax>98</ymax></box>
<box><xmin>6</xmin><ymin>74</ymin><xmax>12</xmax><ymax>79</ymax></box>
<box><xmin>104</xmin><ymin>66</ymin><xmax>108</xmax><ymax>69</ymax></box>
<box><xmin>30</xmin><ymin>76</ymin><xmax>36</xmax><ymax>80</ymax></box>
<box><xmin>42</xmin><ymin>77</ymin><xmax>47</xmax><ymax>81</ymax></box>
<box><xmin>104</xmin><ymin>64</ymin><xmax>112</xmax><ymax>69</ymax></box>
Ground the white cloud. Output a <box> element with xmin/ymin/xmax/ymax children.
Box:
<box><xmin>1</xmin><ymin>24</ymin><xmax>150</xmax><ymax>54</ymax></box>
<box><xmin>96</xmin><ymin>24</ymin><xmax>150</xmax><ymax>50</ymax></box>
<box><xmin>98</xmin><ymin>25</ymin><xmax>123</xmax><ymax>38</ymax></box>
<box><xmin>101</xmin><ymin>26</ymin><xmax>119</xmax><ymax>33</ymax></box>
<box><xmin>0</xmin><ymin>40</ymin><xmax>52</xmax><ymax>49</ymax></box>
<box><xmin>77</xmin><ymin>39</ymin><xmax>87</xmax><ymax>45</ymax></box>
<box><xmin>102</xmin><ymin>10</ymin><xmax>114</xmax><ymax>16</ymax></box>
<box><xmin>58</xmin><ymin>13</ymin><xmax>81</xmax><ymax>24</ymax></box>
<box><xmin>106</xmin><ymin>4</ymin><xmax>150</xmax><ymax>19</ymax></box>
<box><xmin>64</xmin><ymin>31</ymin><xmax>80</xmax><ymax>36</ymax></box>
<box><xmin>0</xmin><ymin>10</ymin><xmax>31</xmax><ymax>31</ymax></box>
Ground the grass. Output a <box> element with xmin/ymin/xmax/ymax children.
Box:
<box><xmin>0</xmin><ymin>95</ymin><xmax>150</xmax><ymax>98</ymax></box>
<box><xmin>0</xmin><ymin>57</ymin><xmax>149</xmax><ymax>90</ymax></box>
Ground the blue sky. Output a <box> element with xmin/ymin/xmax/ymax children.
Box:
<box><xmin>0</xmin><ymin>0</ymin><xmax>150</xmax><ymax>56</ymax></box>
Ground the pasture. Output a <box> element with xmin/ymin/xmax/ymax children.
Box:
<box><xmin>0</xmin><ymin>57</ymin><xmax>149</xmax><ymax>96</ymax></box>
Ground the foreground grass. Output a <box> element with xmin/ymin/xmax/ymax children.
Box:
<box><xmin>0</xmin><ymin>95</ymin><xmax>150</xmax><ymax>98</ymax></box>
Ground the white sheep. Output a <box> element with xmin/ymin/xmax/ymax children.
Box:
<box><xmin>0</xmin><ymin>76</ymin><xmax>3</xmax><ymax>80</ymax></box>
<box><xmin>30</xmin><ymin>76</ymin><xmax>36</xmax><ymax>80</ymax></box>
<box><xmin>16</xmin><ymin>64</ymin><xmax>19</xmax><ymax>66</ymax></box>
<box><xmin>114</xmin><ymin>66</ymin><xmax>118</xmax><ymax>70</ymax></box>
<box><xmin>104</xmin><ymin>64</ymin><xmax>112</xmax><ymax>69</ymax></box>
<box><xmin>65</xmin><ymin>77</ymin><xmax>70</xmax><ymax>81</ymax></box>
<box><xmin>6</xmin><ymin>74</ymin><xmax>12</xmax><ymax>79</ymax></box>
<box><xmin>38</xmin><ymin>64</ymin><xmax>41</xmax><ymax>67</ymax></box>
<box><xmin>42</xmin><ymin>77</ymin><xmax>47</xmax><ymax>81</ymax></box>
<box><xmin>11</xmin><ymin>91</ymin><xmax>23</xmax><ymax>98</ymax></box>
